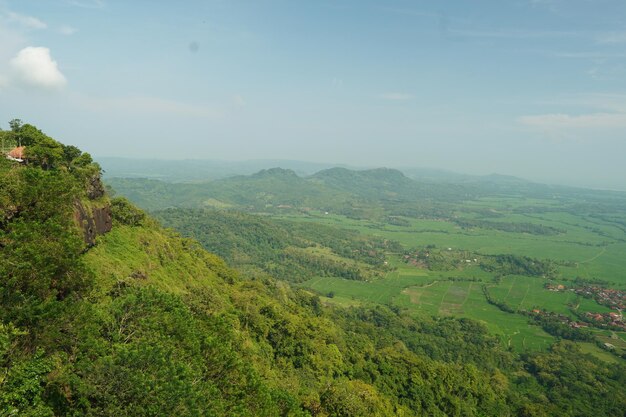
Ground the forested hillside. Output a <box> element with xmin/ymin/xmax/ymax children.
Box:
<box><xmin>153</xmin><ymin>208</ymin><xmax>400</xmax><ymax>282</ymax></box>
<box><xmin>105</xmin><ymin>167</ymin><xmax>474</xmax><ymax>214</ymax></box>
<box><xmin>107</xmin><ymin>164</ymin><xmax>626</xmax><ymax>227</ymax></box>
<box><xmin>1</xmin><ymin>123</ymin><xmax>625</xmax><ymax>416</ymax></box>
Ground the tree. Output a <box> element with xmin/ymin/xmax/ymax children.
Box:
<box><xmin>9</xmin><ymin>119</ymin><xmax>23</xmax><ymax>132</ymax></box>
<box><xmin>13</xmin><ymin>125</ymin><xmax>64</xmax><ymax>169</ymax></box>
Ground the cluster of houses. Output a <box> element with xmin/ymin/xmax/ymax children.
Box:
<box><xmin>545</xmin><ymin>283</ymin><xmax>625</xmax><ymax>311</ymax></box>
<box><xmin>529</xmin><ymin>308</ymin><xmax>625</xmax><ymax>330</ymax></box>
<box><xmin>530</xmin><ymin>309</ymin><xmax>589</xmax><ymax>329</ymax></box>
<box><xmin>542</xmin><ymin>282</ymin><xmax>625</xmax><ymax>330</ymax></box>
<box><xmin>583</xmin><ymin>311</ymin><xmax>624</xmax><ymax>329</ymax></box>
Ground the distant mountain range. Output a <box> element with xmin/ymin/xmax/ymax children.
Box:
<box><xmin>99</xmin><ymin>156</ymin><xmax>528</xmax><ymax>185</ymax></box>
<box><xmin>105</xmin><ymin>163</ymin><xmax>626</xmax><ymax>214</ymax></box>
<box><xmin>98</xmin><ymin>157</ymin><xmax>354</xmax><ymax>182</ymax></box>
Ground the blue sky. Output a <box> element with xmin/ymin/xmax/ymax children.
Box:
<box><xmin>1</xmin><ymin>0</ymin><xmax>625</xmax><ymax>189</ymax></box>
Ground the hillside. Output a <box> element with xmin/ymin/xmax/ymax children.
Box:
<box><xmin>107</xmin><ymin>163</ymin><xmax>626</xmax><ymax>223</ymax></box>
<box><xmin>106</xmin><ymin>166</ymin><xmax>476</xmax><ymax>214</ymax></box>
<box><xmin>106</xmin><ymin>169</ymin><xmax>347</xmax><ymax>212</ymax></box>
<box><xmin>153</xmin><ymin>208</ymin><xmax>401</xmax><ymax>282</ymax></box>
<box><xmin>1</xmin><ymin>123</ymin><xmax>626</xmax><ymax>416</ymax></box>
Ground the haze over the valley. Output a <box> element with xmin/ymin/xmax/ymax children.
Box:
<box><xmin>1</xmin><ymin>0</ymin><xmax>626</xmax><ymax>190</ymax></box>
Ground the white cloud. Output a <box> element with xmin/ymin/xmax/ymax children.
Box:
<box><xmin>59</xmin><ymin>25</ymin><xmax>78</xmax><ymax>35</ymax></box>
<box><xmin>9</xmin><ymin>47</ymin><xmax>67</xmax><ymax>90</ymax></box>
<box><xmin>578</xmin><ymin>94</ymin><xmax>626</xmax><ymax>113</ymax></box>
<box><xmin>540</xmin><ymin>93</ymin><xmax>626</xmax><ymax>113</ymax></box>
<box><xmin>517</xmin><ymin>111</ymin><xmax>626</xmax><ymax>142</ymax></box>
<box><xmin>380</xmin><ymin>92</ymin><xmax>413</xmax><ymax>101</ymax></box>
<box><xmin>596</xmin><ymin>32</ymin><xmax>626</xmax><ymax>44</ymax></box>
<box><xmin>518</xmin><ymin>112</ymin><xmax>626</xmax><ymax>129</ymax></box>
<box><xmin>4</xmin><ymin>11</ymin><xmax>47</xmax><ymax>30</ymax></box>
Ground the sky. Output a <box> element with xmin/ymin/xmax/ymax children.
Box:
<box><xmin>1</xmin><ymin>0</ymin><xmax>625</xmax><ymax>190</ymax></box>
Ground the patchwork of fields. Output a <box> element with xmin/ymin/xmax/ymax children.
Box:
<box><xmin>289</xmin><ymin>196</ymin><xmax>626</xmax><ymax>359</ymax></box>
<box><xmin>301</xmin><ymin>265</ymin><xmax>558</xmax><ymax>352</ymax></box>
<box><xmin>282</xmin><ymin>203</ymin><xmax>626</xmax><ymax>285</ymax></box>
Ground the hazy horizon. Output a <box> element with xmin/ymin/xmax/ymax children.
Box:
<box><xmin>96</xmin><ymin>155</ymin><xmax>626</xmax><ymax>192</ymax></box>
<box><xmin>1</xmin><ymin>1</ymin><xmax>626</xmax><ymax>190</ymax></box>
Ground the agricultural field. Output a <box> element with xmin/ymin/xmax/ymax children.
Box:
<box><xmin>279</xmin><ymin>195</ymin><xmax>626</xmax><ymax>286</ymax></box>
<box><xmin>300</xmin><ymin>265</ymin><xmax>559</xmax><ymax>352</ymax></box>
<box><xmin>486</xmin><ymin>276</ymin><xmax>614</xmax><ymax>316</ymax></box>
<box><xmin>302</xmin><ymin>264</ymin><xmax>431</xmax><ymax>306</ymax></box>
<box><xmin>301</xmin><ymin>261</ymin><xmax>626</xmax><ymax>356</ymax></box>
<box><xmin>288</xmin><ymin>195</ymin><xmax>626</xmax><ymax>359</ymax></box>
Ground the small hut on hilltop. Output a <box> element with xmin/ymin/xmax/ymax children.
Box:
<box><xmin>6</xmin><ymin>146</ymin><xmax>26</xmax><ymax>162</ymax></box>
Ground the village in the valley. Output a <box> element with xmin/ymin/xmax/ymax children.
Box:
<box><xmin>538</xmin><ymin>283</ymin><xmax>625</xmax><ymax>332</ymax></box>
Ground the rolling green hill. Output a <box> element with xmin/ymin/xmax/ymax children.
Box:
<box><xmin>153</xmin><ymin>208</ymin><xmax>400</xmax><ymax>283</ymax></box>
<box><xmin>107</xmin><ymin>168</ymin><xmax>347</xmax><ymax>211</ymax></box>
<box><xmin>310</xmin><ymin>167</ymin><xmax>473</xmax><ymax>202</ymax></box>
<box><xmin>107</xmin><ymin>163</ymin><xmax>626</xmax><ymax>220</ymax></box>
<box><xmin>106</xmin><ymin>166</ymin><xmax>477</xmax><ymax>213</ymax></box>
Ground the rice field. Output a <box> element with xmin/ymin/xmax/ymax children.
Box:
<box><xmin>292</xmin><ymin>195</ymin><xmax>626</xmax><ymax>358</ymax></box>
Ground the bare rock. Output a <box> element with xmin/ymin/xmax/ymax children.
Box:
<box><xmin>86</xmin><ymin>175</ymin><xmax>106</xmax><ymax>200</ymax></box>
<box><xmin>74</xmin><ymin>201</ymin><xmax>112</xmax><ymax>246</ymax></box>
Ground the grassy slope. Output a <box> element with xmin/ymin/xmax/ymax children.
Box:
<box><xmin>84</xmin><ymin>221</ymin><xmax>230</xmax><ymax>297</ymax></box>
<box><xmin>286</xmin><ymin>208</ymin><xmax>626</xmax><ymax>357</ymax></box>
<box><xmin>79</xmin><ymin>219</ymin><xmax>519</xmax><ymax>416</ymax></box>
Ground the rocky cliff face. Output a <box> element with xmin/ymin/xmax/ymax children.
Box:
<box><xmin>74</xmin><ymin>175</ymin><xmax>112</xmax><ymax>246</ymax></box>
<box><xmin>86</xmin><ymin>173</ymin><xmax>106</xmax><ymax>200</ymax></box>
<box><xmin>74</xmin><ymin>202</ymin><xmax>112</xmax><ymax>246</ymax></box>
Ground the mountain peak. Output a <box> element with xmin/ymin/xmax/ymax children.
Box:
<box><xmin>251</xmin><ymin>167</ymin><xmax>300</xmax><ymax>178</ymax></box>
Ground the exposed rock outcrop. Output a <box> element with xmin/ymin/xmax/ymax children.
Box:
<box><xmin>74</xmin><ymin>201</ymin><xmax>112</xmax><ymax>246</ymax></box>
<box><xmin>86</xmin><ymin>174</ymin><xmax>106</xmax><ymax>199</ymax></box>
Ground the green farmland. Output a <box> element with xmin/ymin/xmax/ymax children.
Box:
<box><xmin>301</xmin><ymin>266</ymin><xmax>559</xmax><ymax>352</ymax></box>
<box><xmin>280</xmin><ymin>196</ymin><xmax>626</xmax><ymax>286</ymax></box>
<box><xmin>288</xmin><ymin>195</ymin><xmax>626</xmax><ymax>359</ymax></box>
